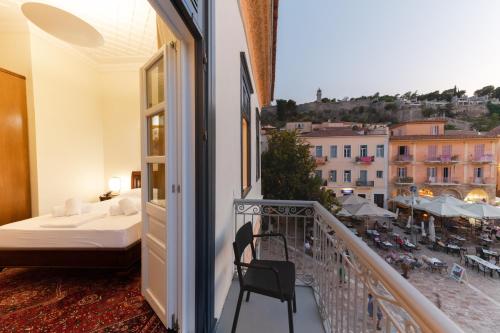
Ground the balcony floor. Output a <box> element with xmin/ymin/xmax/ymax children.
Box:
<box><xmin>216</xmin><ymin>280</ymin><xmax>325</xmax><ymax>333</ymax></box>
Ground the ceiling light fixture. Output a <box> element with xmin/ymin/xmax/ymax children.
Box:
<box><xmin>21</xmin><ymin>2</ymin><xmax>104</xmax><ymax>48</ymax></box>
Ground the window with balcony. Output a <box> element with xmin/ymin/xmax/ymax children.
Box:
<box><xmin>376</xmin><ymin>170</ymin><xmax>383</xmax><ymax>178</ymax></box>
<box><xmin>315</xmin><ymin>146</ymin><xmax>323</xmax><ymax>157</ymax></box>
<box><xmin>397</xmin><ymin>167</ymin><xmax>407</xmax><ymax>178</ymax></box>
<box><xmin>329</xmin><ymin>170</ymin><xmax>337</xmax><ymax>182</ymax></box>
<box><xmin>474</xmin><ymin>144</ymin><xmax>485</xmax><ymax>160</ymax></box>
<box><xmin>427</xmin><ymin>145</ymin><xmax>437</xmax><ymax>160</ymax></box>
<box><xmin>376</xmin><ymin>144</ymin><xmax>384</xmax><ymax>158</ymax></box>
<box><xmin>474</xmin><ymin>167</ymin><xmax>483</xmax><ymax>178</ymax></box>
<box><xmin>427</xmin><ymin>167</ymin><xmax>437</xmax><ymax>182</ymax></box>
<box><xmin>360</xmin><ymin>144</ymin><xmax>368</xmax><ymax>157</ymax></box>
<box><xmin>398</xmin><ymin>145</ymin><xmax>408</xmax><ymax>156</ymax></box>
<box><xmin>344</xmin><ymin>145</ymin><xmax>351</xmax><ymax>158</ymax></box>
<box><xmin>330</xmin><ymin>145</ymin><xmax>337</xmax><ymax>158</ymax></box>
<box><xmin>344</xmin><ymin>170</ymin><xmax>352</xmax><ymax>182</ymax></box>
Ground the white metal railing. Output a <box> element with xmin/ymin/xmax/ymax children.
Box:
<box><xmin>234</xmin><ymin>199</ymin><xmax>464</xmax><ymax>333</ymax></box>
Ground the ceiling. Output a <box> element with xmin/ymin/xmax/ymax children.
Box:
<box><xmin>0</xmin><ymin>0</ymin><xmax>157</xmax><ymax>65</ymax></box>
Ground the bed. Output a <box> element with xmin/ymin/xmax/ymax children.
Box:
<box><xmin>0</xmin><ymin>172</ymin><xmax>142</xmax><ymax>270</ymax></box>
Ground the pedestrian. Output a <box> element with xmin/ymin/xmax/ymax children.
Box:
<box><xmin>367</xmin><ymin>293</ymin><xmax>382</xmax><ymax>330</ymax></box>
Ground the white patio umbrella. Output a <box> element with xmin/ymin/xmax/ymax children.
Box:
<box><xmin>421</xmin><ymin>221</ymin><xmax>426</xmax><ymax>237</ymax></box>
<box><xmin>391</xmin><ymin>195</ymin><xmax>431</xmax><ymax>208</ymax></box>
<box><xmin>415</xmin><ymin>196</ymin><xmax>479</xmax><ymax>218</ymax></box>
<box><xmin>461</xmin><ymin>202</ymin><xmax>500</xmax><ymax>220</ymax></box>
<box><xmin>346</xmin><ymin>202</ymin><xmax>396</xmax><ymax>218</ymax></box>
<box><xmin>406</xmin><ymin>215</ymin><xmax>412</xmax><ymax>228</ymax></box>
<box><xmin>336</xmin><ymin>208</ymin><xmax>352</xmax><ymax>217</ymax></box>
<box><xmin>428</xmin><ymin>216</ymin><xmax>436</xmax><ymax>242</ymax></box>
<box><xmin>340</xmin><ymin>195</ymin><xmax>370</xmax><ymax>206</ymax></box>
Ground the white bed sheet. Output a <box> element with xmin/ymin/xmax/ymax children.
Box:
<box><xmin>0</xmin><ymin>190</ymin><xmax>142</xmax><ymax>248</ymax></box>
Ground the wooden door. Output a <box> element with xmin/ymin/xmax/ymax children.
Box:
<box><xmin>0</xmin><ymin>68</ymin><xmax>31</xmax><ymax>225</ymax></box>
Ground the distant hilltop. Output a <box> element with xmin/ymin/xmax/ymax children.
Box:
<box><xmin>262</xmin><ymin>85</ymin><xmax>500</xmax><ymax>132</ymax></box>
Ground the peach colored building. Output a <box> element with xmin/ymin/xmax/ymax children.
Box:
<box><xmin>301</xmin><ymin>127</ymin><xmax>389</xmax><ymax>208</ymax></box>
<box><xmin>389</xmin><ymin>120</ymin><xmax>497</xmax><ymax>202</ymax></box>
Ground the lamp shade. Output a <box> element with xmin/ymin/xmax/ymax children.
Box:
<box><xmin>108</xmin><ymin>177</ymin><xmax>121</xmax><ymax>193</ymax></box>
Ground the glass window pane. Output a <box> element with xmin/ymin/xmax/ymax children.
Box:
<box><xmin>148</xmin><ymin>113</ymin><xmax>165</xmax><ymax>156</ymax></box>
<box><xmin>148</xmin><ymin>163</ymin><xmax>166</xmax><ymax>207</ymax></box>
<box><xmin>146</xmin><ymin>58</ymin><xmax>165</xmax><ymax>108</ymax></box>
<box><xmin>242</xmin><ymin>118</ymin><xmax>249</xmax><ymax>190</ymax></box>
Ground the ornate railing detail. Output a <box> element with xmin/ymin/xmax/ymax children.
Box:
<box><xmin>234</xmin><ymin>199</ymin><xmax>464</xmax><ymax>333</ymax></box>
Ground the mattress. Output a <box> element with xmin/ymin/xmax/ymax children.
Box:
<box><xmin>0</xmin><ymin>190</ymin><xmax>142</xmax><ymax>249</ymax></box>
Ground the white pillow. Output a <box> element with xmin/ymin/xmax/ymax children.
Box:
<box><xmin>118</xmin><ymin>198</ymin><xmax>138</xmax><ymax>216</ymax></box>
<box><xmin>65</xmin><ymin>198</ymin><xmax>82</xmax><ymax>216</ymax></box>
<box><xmin>51</xmin><ymin>205</ymin><xmax>65</xmax><ymax>217</ymax></box>
<box><xmin>109</xmin><ymin>205</ymin><xmax>123</xmax><ymax>216</ymax></box>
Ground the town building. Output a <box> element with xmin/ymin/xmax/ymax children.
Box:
<box><xmin>301</xmin><ymin>126</ymin><xmax>390</xmax><ymax>207</ymax></box>
<box><xmin>389</xmin><ymin>119</ymin><xmax>497</xmax><ymax>203</ymax></box>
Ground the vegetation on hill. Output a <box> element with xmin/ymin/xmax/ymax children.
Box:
<box><xmin>262</xmin><ymin>130</ymin><xmax>335</xmax><ymax>209</ymax></box>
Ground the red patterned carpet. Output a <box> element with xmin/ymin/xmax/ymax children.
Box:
<box><xmin>0</xmin><ymin>266</ymin><xmax>168</xmax><ymax>333</ymax></box>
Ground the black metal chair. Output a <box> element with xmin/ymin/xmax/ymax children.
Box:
<box><xmin>231</xmin><ymin>222</ymin><xmax>296</xmax><ymax>333</ymax></box>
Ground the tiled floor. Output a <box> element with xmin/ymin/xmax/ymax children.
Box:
<box><xmin>216</xmin><ymin>281</ymin><xmax>325</xmax><ymax>333</ymax></box>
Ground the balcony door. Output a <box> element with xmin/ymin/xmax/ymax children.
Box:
<box><xmin>359</xmin><ymin>170</ymin><xmax>368</xmax><ymax>182</ymax></box>
<box><xmin>140</xmin><ymin>44</ymin><xmax>181</xmax><ymax>327</ymax></box>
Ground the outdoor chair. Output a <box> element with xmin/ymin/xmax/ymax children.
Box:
<box><xmin>232</xmin><ymin>222</ymin><xmax>297</xmax><ymax>333</ymax></box>
<box><xmin>459</xmin><ymin>248</ymin><xmax>468</xmax><ymax>265</ymax></box>
<box><xmin>478</xmin><ymin>263</ymin><xmax>491</xmax><ymax>277</ymax></box>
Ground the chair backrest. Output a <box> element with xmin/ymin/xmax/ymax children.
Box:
<box><xmin>233</xmin><ymin>222</ymin><xmax>256</xmax><ymax>284</ymax></box>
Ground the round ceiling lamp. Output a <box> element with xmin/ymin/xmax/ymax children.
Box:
<box><xmin>21</xmin><ymin>2</ymin><xmax>104</xmax><ymax>48</ymax></box>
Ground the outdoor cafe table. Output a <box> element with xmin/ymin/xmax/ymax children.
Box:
<box><xmin>446</xmin><ymin>244</ymin><xmax>460</xmax><ymax>255</ymax></box>
<box><xmin>367</xmin><ymin>229</ymin><xmax>380</xmax><ymax>237</ymax></box>
<box><xmin>450</xmin><ymin>234</ymin><xmax>466</xmax><ymax>242</ymax></box>
<box><xmin>482</xmin><ymin>249</ymin><xmax>500</xmax><ymax>263</ymax></box>
<box><xmin>466</xmin><ymin>255</ymin><xmax>500</xmax><ymax>277</ymax></box>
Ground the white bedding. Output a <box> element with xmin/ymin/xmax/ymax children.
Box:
<box><xmin>0</xmin><ymin>189</ymin><xmax>142</xmax><ymax>248</ymax></box>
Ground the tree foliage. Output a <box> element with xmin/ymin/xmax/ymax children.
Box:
<box><xmin>262</xmin><ymin>130</ymin><xmax>334</xmax><ymax>209</ymax></box>
<box><xmin>474</xmin><ymin>85</ymin><xmax>495</xmax><ymax>97</ymax></box>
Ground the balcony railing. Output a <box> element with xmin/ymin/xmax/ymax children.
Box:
<box><xmin>425</xmin><ymin>177</ymin><xmax>460</xmax><ymax>185</ymax></box>
<box><xmin>355</xmin><ymin>179</ymin><xmax>375</xmax><ymax>187</ymax></box>
<box><xmin>315</xmin><ymin>156</ymin><xmax>328</xmax><ymax>166</ymax></box>
<box><xmin>394</xmin><ymin>155</ymin><xmax>413</xmax><ymax>163</ymax></box>
<box><xmin>470</xmin><ymin>154</ymin><xmax>494</xmax><ymax>163</ymax></box>
<box><xmin>469</xmin><ymin>177</ymin><xmax>494</xmax><ymax>185</ymax></box>
<box><xmin>424</xmin><ymin>155</ymin><xmax>459</xmax><ymax>164</ymax></box>
<box><xmin>234</xmin><ymin>199</ymin><xmax>463</xmax><ymax>333</ymax></box>
<box><xmin>395</xmin><ymin>176</ymin><xmax>414</xmax><ymax>184</ymax></box>
<box><xmin>355</xmin><ymin>156</ymin><xmax>375</xmax><ymax>164</ymax></box>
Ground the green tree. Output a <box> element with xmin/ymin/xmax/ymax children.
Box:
<box><xmin>492</xmin><ymin>87</ymin><xmax>500</xmax><ymax>99</ymax></box>
<box><xmin>474</xmin><ymin>85</ymin><xmax>495</xmax><ymax>97</ymax></box>
<box><xmin>262</xmin><ymin>130</ymin><xmax>333</xmax><ymax>209</ymax></box>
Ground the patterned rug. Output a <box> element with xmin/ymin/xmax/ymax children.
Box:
<box><xmin>0</xmin><ymin>266</ymin><xmax>168</xmax><ymax>333</ymax></box>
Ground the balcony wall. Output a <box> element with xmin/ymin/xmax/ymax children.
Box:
<box><xmin>233</xmin><ymin>199</ymin><xmax>464</xmax><ymax>333</ymax></box>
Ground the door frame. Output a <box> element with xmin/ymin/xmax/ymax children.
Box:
<box><xmin>149</xmin><ymin>0</ymin><xmax>216</xmax><ymax>332</ymax></box>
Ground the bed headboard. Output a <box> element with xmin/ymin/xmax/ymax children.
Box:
<box><xmin>131</xmin><ymin>171</ymin><xmax>141</xmax><ymax>189</ymax></box>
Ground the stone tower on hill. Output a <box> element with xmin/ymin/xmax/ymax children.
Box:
<box><xmin>316</xmin><ymin>88</ymin><xmax>322</xmax><ymax>102</ymax></box>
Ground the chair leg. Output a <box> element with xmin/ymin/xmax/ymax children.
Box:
<box><xmin>287</xmin><ymin>299</ymin><xmax>294</xmax><ymax>333</ymax></box>
<box><xmin>245</xmin><ymin>291</ymin><xmax>251</xmax><ymax>302</ymax></box>
<box><xmin>293</xmin><ymin>291</ymin><xmax>297</xmax><ymax>313</ymax></box>
<box><xmin>231</xmin><ymin>290</ymin><xmax>245</xmax><ymax>333</ymax></box>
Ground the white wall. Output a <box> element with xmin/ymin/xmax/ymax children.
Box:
<box><xmin>100</xmin><ymin>68</ymin><xmax>141</xmax><ymax>193</ymax></box>
<box><xmin>30</xmin><ymin>32</ymin><xmax>105</xmax><ymax>214</ymax></box>
<box><xmin>214</xmin><ymin>0</ymin><xmax>262</xmax><ymax>319</ymax></box>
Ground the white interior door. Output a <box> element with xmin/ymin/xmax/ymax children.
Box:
<box><xmin>140</xmin><ymin>43</ymin><xmax>180</xmax><ymax>328</ymax></box>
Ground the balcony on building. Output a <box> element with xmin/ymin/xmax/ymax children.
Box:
<box><xmin>423</xmin><ymin>155</ymin><xmax>460</xmax><ymax>164</ymax></box>
<box><xmin>425</xmin><ymin>177</ymin><xmax>461</xmax><ymax>186</ymax></box>
<box><xmin>470</xmin><ymin>154</ymin><xmax>494</xmax><ymax>164</ymax></box>
<box><xmin>355</xmin><ymin>155</ymin><xmax>375</xmax><ymax>164</ymax></box>
<box><xmin>315</xmin><ymin>156</ymin><xmax>327</xmax><ymax>166</ymax></box>
<box><xmin>355</xmin><ymin>179</ymin><xmax>375</xmax><ymax>187</ymax></box>
<box><xmin>393</xmin><ymin>154</ymin><xmax>413</xmax><ymax>164</ymax></box>
<box><xmin>469</xmin><ymin>177</ymin><xmax>494</xmax><ymax>186</ymax></box>
<box><xmin>218</xmin><ymin>199</ymin><xmax>464</xmax><ymax>333</ymax></box>
<box><xmin>394</xmin><ymin>176</ymin><xmax>414</xmax><ymax>185</ymax></box>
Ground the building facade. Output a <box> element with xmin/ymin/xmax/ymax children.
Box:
<box><xmin>302</xmin><ymin>126</ymin><xmax>389</xmax><ymax>208</ymax></box>
<box><xmin>389</xmin><ymin>120</ymin><xmax>498</xmax><ymax>203</ymax></box>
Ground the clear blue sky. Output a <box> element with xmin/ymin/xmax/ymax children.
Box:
<box><xmin>274</xmin><ymin>0</ymin><xmax>500</xmax><ymax>104</ymax></box>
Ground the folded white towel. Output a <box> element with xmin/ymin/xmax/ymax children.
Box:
<box><xmin>119</xmin><ymin>198</ymin><xmax>138</xmax><ymax>216</ymax></box>
<box><xmin>109</xmin><ymin>205</ymin><xmax>123</xmax><ymax>216</ymax></box>
<box><xmin>51</xmin><ymin>205</ymin><xmax>66</xmax><ymax>217</ymax></box>
<box><xmin>65</xmin><ymin>198</ymin><xmax>82</xmax><ymax>216</ymax></box>
<box><xmin>40</xmin><ymin>212</ymin><xmax>107</xmax><ymax>228</ymax></box>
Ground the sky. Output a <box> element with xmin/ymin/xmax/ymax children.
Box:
<box><xmin>274</xmin><ymin>0</ymin><xmax>500</xmax><ymax>104</ymax></box>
